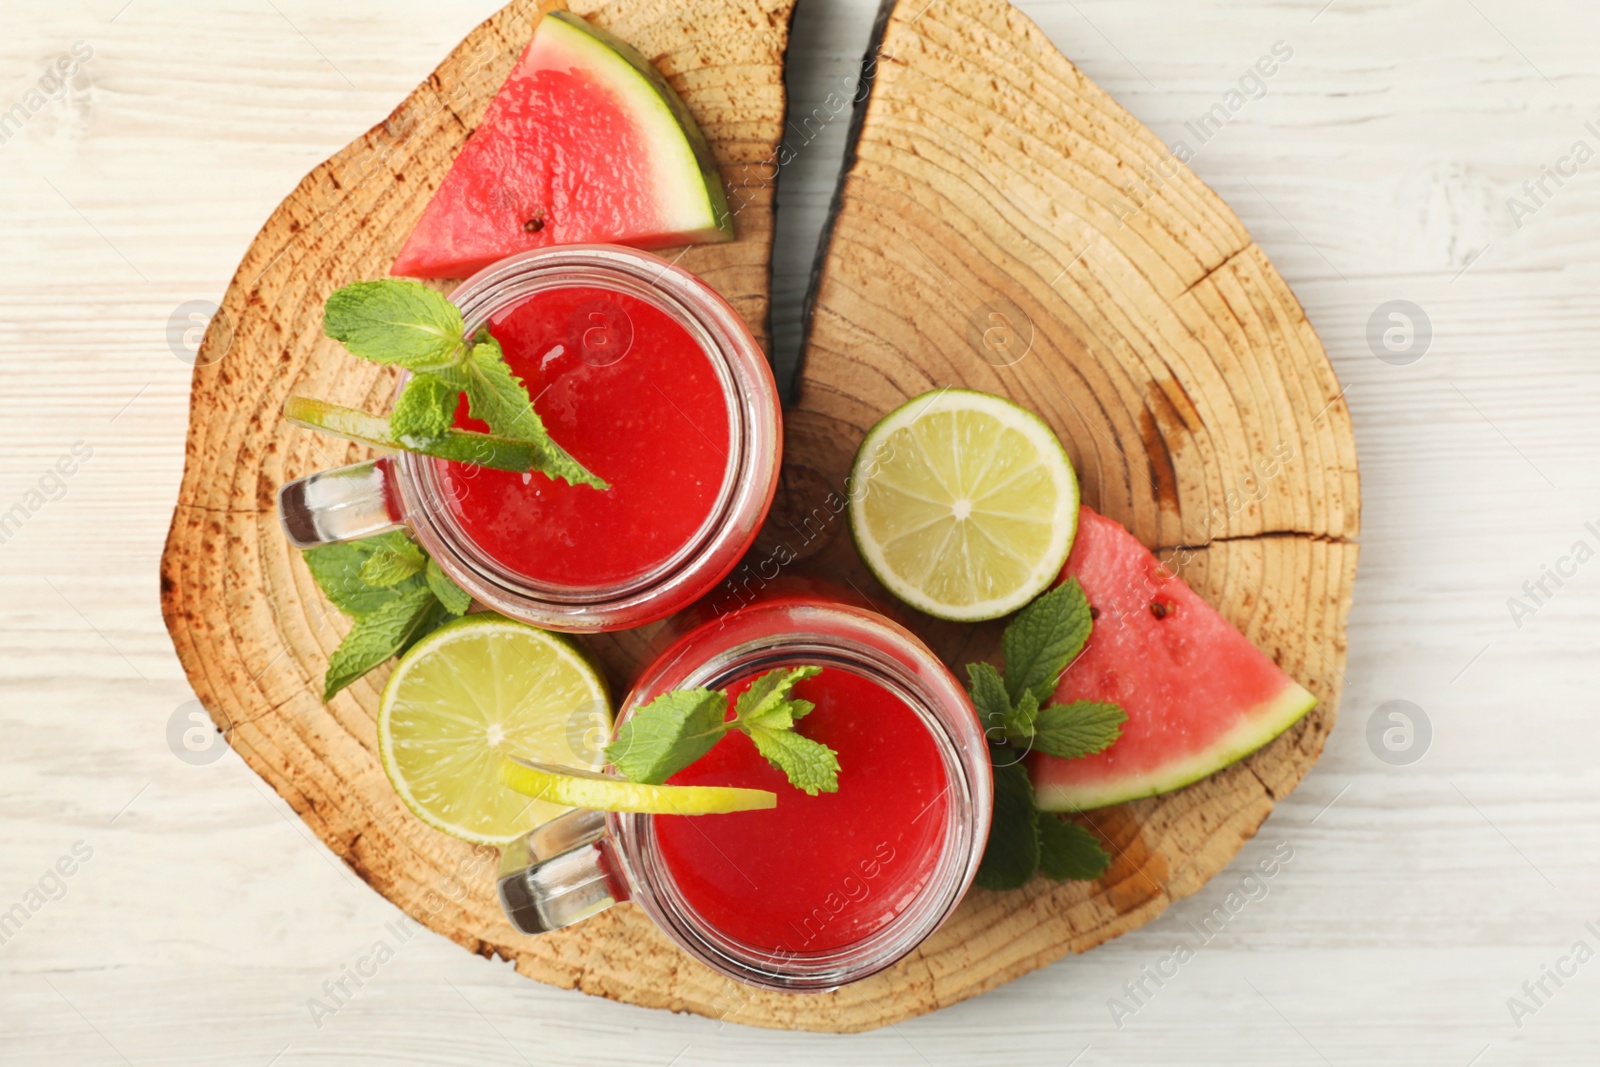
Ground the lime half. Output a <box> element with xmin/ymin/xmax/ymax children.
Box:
<box><xmin>499</xmin><ymin>757</ymin><xmax>776</xmax><ymax>815</ymax></box>
<box><xmin>849</xmin><ymin>388</ymin><xmax>1080</xmax><ymax>622</ymax></box>
<box><xmin>378</xmin><ymin>614</ymin><xmax>611</xmax><ymax>845</ymax></box>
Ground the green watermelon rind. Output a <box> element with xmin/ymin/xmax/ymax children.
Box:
<box><xmin>545</xmin><ymin>12</ymin><xmax>733</xmax><ymax>243</ymax></box>
<box><xmin>1032</xmin><ymin>682</ymin><xmax>1319</xmax><ymax>812</ymax></box>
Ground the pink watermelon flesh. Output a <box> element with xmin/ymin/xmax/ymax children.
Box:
<box><xmin>1030</xmin><ymin>507</ymin><xmax>1317</xmax><ymax>811</ymax></box>
<box><xmin>392</xmin><ymin>12</ymin><xmax>732</xmax><ymax>280</ymax></box>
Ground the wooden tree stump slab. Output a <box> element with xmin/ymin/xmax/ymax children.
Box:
<box><xmin>159</xmin><ymin>0</ymin><xmax>1358</xmax><ymax>1035</ymax></box>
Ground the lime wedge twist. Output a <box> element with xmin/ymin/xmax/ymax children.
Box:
<box><xmin>499</xmin><ymin>757</ymin><xmax>776</xmax><ymax>815</ymax></box>
<box><xmin>285</xmin><ymin>395</ymin><xmax>559</xmax><ymax>475</ymax></box>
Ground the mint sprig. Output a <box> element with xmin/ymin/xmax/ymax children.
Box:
<box><xmin>302</xmin><ymin>531</ymin><xmax>473</xmax><ymax>700</ymax></box>
<box><xmin>969</xmin><ymin>581</ymin><xmax>1127</xmax><ymax>889</ymax></box>
<box><xmin>606</xmin><ymin>666</ymin><xmax>841</xmax><ymax>795</ymax></box>
<box><xmin>304</xmin><ymin>279</ymin><xmax>606</xmax><ymax>489</ymax></box>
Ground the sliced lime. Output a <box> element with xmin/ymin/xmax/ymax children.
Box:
<box><xmin>499</xmin><ymin>756</ymin><xmax>776</xmax><ymax>815</ymax></box>
<box><xmin>378</xmin><ymin>614</ymin><xmax>611</xmax><ymax>845</ymax></box>
<box><xmin>849</xmin><ymin>388</ymin><xmax>1080</xmax><ymax>622</ymax></box>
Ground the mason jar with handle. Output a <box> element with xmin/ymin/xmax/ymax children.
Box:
<box><xmin>277</xmin><ymin>244</ymin><xmax>782</xmax><ymax>633</ymax></box>
<box><xmin>496</xmin><ymin>591</ymin><xmax>993</xmax><ymax>992</ymax></box>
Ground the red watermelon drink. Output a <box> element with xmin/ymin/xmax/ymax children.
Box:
<box><xmin>434</xmin><ymin>280</ymin><xmax>732</xmax><ymax>591</ymax></box>
<box><xmin>496</xmin><ymin>592</ymin><xmax>992</xmax><ymax>990</ymax></box>
<box><xmin>280</xmin><ymin>246</ymin><xmax>780</xmax><ymax>632</ymax></box>
<box><xmin>651</xmin><ymin>642</ymin><xmax>956</xmax><ymax>957</ymax></box>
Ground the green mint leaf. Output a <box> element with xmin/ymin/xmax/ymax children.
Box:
<box><xmin>605</xmin><ymin>688</ymin><xmax>729</xmax><ymax>784</ymax></box>
<box><xmin>1001</xmin><ymin>579</ymin><xmax>1093</xmax><ymax>707</ymax></box>
<box><xmin>462</xmin><ymin>334</ymin><xmax>608</xmax><ymax>490</ymax></box>
<box><xmin>1030</xmin><ymin>702</ymin><xmax>1127</xmax><ymax>761</ymax></box>
<box><xmin>390</xmin><ymin>374</ymin><xmax>459</xmax><ymax>441</ymax></box>
<box><xmin>323</xmin><ymin>586</ymin><xmax>437</xmax><ymax>700</ymax></box>
<box><xmin>1037</xmin><ymin>815</ymin><xmax>1111</xmax><ymax>881</ymax></box>
<box><xmin>358</xmin><ymin>537</ymin><xmax>427</xmax><ymax>587</ymax></box>
<box><xmin>974</xmin><ymin>752</ymin><xmax>1040</xmax><ymax>890</ymax></box>
<box><xmin>733</xmin><ymin>666</ymin><xmax>823</xmax><ymax>730</ymax></box>
<box><xmin>324</xmin><ymin>280</ymin><xmax>465</xmax><ymax>370</ymax></box>
<box><xmin>301</xmin><ymin>532</ymin><xmax>450</xmax><ymax>698</ymax></box>
<box><xmin>966</xmin><ymin>661</ymin><xmax>1011</xmax><ymax>734</ymax></box>
<box><xmin>462</xmin><ymin>333</ymin><xmax>544</xmax><ymax>439</ymax></box>
<box><xmin>1004</xmin><ymin>689</ymin><xmax>1041</xmax><ymax>744</ymax></box>
<box><xmin>607</xmin><ymin>666</ymin><xmax>837</xmax><ymax>794</ymax></box>
<box><xmin>526</xmin><ymin>434</ymin><xmax>608</xmax><ymax>490</ymax></box>
<box><xmin>729</xmin><ymin>666</ymin><xmax>837</xmax><ymax>793</ymax></box>
<box><xmin>746</xmin><ymin>726</ymin><xmax>840</xmax><ymax>795</ymax></box>
<box><xmin>398</xmin><ymin>597</ymin><xmax>452</xmax><ymax>656</ymax></box>
<box><xmin>304</xmin><ymin>542</ymin><xmax>392</xmax><ymax>615</ymax></box>
<box><xmin>303</xmin><ymin>531</ymin><xmax>424</xmax><ymax>614</ymax></box>
<box><xmin>426</xmin><ymin>559</ymin><xmax>471</xmax><ymax>615</ymax></box>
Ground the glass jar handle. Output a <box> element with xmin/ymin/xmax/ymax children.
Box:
<box><xmin>278</xmin><ymin>458</ymin><xmax>402</xmax><ymax>549</ymax></box>
<box><xmin>497</xmin><ymin>808</ymin><xmax>628</xmax><ymax>935</ymax></box>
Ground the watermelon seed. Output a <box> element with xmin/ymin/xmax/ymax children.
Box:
<box><xmin>1150</xmin><ymin>601</ymin><xmax>1174</xmax><ymax>619</ymax></box>
<box><xmin>1089</xmin><ymin>606</ymin><xmax>1100</xmax><ymax>620</ymax></box>
<box><xmin>523</xmin><ymin>214</ymin><xmax>546</xmax><ymax>233</ymax></box>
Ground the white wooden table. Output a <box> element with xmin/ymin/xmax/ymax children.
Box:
<box><xmin>4</xmin><ymin>0</ymin><xmax>1598</xmax><ymax>1062</ymax></box>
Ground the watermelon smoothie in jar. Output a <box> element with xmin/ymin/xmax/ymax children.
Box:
<box><xmin>496</xmin><ymin>590</ymin><xmax>992</xmax><ymax>991</ymax></box>
<box><xmin>278</xmin><ymin>245</ymin><xmax>781</xmax><ymax>631</ymax></box>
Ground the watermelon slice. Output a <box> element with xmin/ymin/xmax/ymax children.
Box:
<box><xmin>1030</xmin><ymin>507</ymin><xmax>1317</xmax><ymax>811</ymax></box>
<box><xmin>391</xmin><ymin>11</ymin><xmax>733</xmax><ymax>279</ymax></box>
